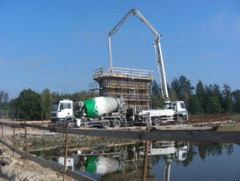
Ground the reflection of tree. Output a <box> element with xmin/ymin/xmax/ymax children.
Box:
<box><xmin>197</xmin><ymin>143</ymin><xmax>234</xmax><ymax>161</ymax></box>
<box><xmin>207</xmin><ymin>143</ymin><xmax>223</xmax><ymax>156</ymax></box>
<box><xmin>198</xmin><ymin>144</ymin><xmax>208</xmax><ymax>160</ymax></box>
<box><xmin>151</xmin><ymin>155</ymin><xmax>164</xmax><ymax>166</ymax></box>
<box><xmin>224</xmin><ymin>144</ymin><xmax>234</xmax><ymax>155</ymax></box>
<box><xmin>182</xmin><ymin>145</ymin><xmax>197</xmax><ymax>167</ymax></box>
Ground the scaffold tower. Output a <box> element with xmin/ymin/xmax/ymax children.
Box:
<box><xmin>93</xmin><ymin>66</ymin><xmax>153</xmax><ymax>111</ymax></box>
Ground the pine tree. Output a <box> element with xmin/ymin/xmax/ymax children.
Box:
<box><xmin>222</xmin><ymin>84</ymin><xmax>233</xmax><ymax>113</ymax></box>
<box><xmin>151</xmin><ymin>80</ymin><xmax>160</xmax><ymax>95</ymax></box>
<box><xmin>196</xmin><ymin>80</ymin><xmax>205</xmax><ymax>109</ymax></box>
<box><xmin>232</xmin><ymin>89</ymin><xmax>240</xmax><ymax>113</ymax></box>
<box><xmin>171</xmin><ymin>76</ymin><xmax>194</xmax><ymax>100</ymax></box>
<box><xmin>188</xmin><ymin>95</ymin><xmax>203</xmax><ymax>114</ymax></box>
<box><xmin>206</xmin><ymin>96</ymin><xmax>223</xmax><ymax>114</ymax></box>
<box><xmin>152</xmin><ymin>94</ymin><xmax>163</xmax><ymax>109</ymax></box>
<box><xmin>169</xmin><ymin>90</ymin><xmax>178</xmax><ymax>101</ymax></box>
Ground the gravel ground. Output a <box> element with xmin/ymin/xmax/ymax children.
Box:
<box><xmin>0</xmin><ymin>125</ymin><xmax>76</xmax><ymax>181</ymax></box>
<box><xmin>0</xmin><ymin>144</ymin><xmax>76</xmax><ymax>181</ymax></box>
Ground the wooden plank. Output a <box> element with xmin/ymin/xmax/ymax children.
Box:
<box><xmin>66</xmin><ymin>170</ymin><xmax>95</xmax><ymax>181</ymax></box>
<box><xmin>2</xmin><ymin>122</ymin><xmax>240</xmax><ymax>143</ymax></box>
<box><xmin>54</xmin><ymin>127</ymin><xmax>240</xmax><ymax>143</ymax></box>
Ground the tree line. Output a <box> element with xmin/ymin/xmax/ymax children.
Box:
<box><xmin>6</xmin><ymin>89</ymin><xmax>98</xmax><ymax>121</ymax></box>
<box><xmin>151</xmin><ymin>75</ymin><xmax>240</xmax><ymax>115</ymax></box>
<box><xmin>1</xmin><ymin>75</ymin><xmax>240</xmax><ymax>120</ymax></box>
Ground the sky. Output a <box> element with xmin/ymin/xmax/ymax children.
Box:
<box><xmin>1</xmin><ymin>0</ymin><xmax>239</xmax><ymax>99</ymax></box>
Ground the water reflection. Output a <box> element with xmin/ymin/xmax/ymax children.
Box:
<box><xmin>30</xmin><ymin>141</ymin><xmax>239</xmax><ymax>181</ymax></box>
<box><xmin>30</xmin><ymin>141</ymin><xmax>188</xmax><ymax>180</ymax></box>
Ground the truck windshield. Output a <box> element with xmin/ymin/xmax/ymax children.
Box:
<box><xmin>180</xmin><ymin>103</ymin><xmax>186</xmax><ymax>108</ymax></box>
<box><xmin>51</xmin><ymin>104</ymin><xmax>59</xmax><ymax>111</ymax></box>
<box><xmin>59</xmin><ymin>103</ymin><xmax>72</xmax><ymax>110</ymax></box>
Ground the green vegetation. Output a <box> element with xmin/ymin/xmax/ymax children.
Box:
<box><xmin>151</xmin><ymin>76</ymin><xmax>240</xmax><ymax>115</ymax></box>
<box><xmin>1</xmin><ymin>75</ymin><xmax>239</xmax><ymax>120</ymax></box>
<box><xmin>3</xmin><ymin>89</ymin><xmax>98</xmax><ymax>121</ymax></box>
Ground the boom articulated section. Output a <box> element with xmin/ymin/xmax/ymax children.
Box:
<box><xmin>108</xmin><ymin>8</ymin><xmax>170</xmax><ymax>106</ymax></box>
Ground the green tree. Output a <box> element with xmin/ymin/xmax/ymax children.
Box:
<box><xmin>171</xmin><ymin>76</ymin><xmax>194</xmax><ymax>100</ymax></box>
<box><xmin>40</xmin><ymin>89</ymin><xmax>53</xmax><ymax>120</ymax></box>
<box><xmin>76</xmin><ymin>91</ymin><xmax>88</xmax><ymax>101</ymax></box>
<box><xmin>17</xmin><ymin>89</ymin><xmax>41</xmax><ymax>120</ymax></box>
<box><xmin>206</xmin><ymin>96</ymin><xmax>223</xmax><ymax>114</ymax></box>
<box><xmin>0</xmin><ymin>91</ymin><xmax>4</xmax><ymax>109</ymax></box>
<box><xmin>40</xmin><ymin>93</ymin><xmax>46</xmax><ymax>120</ymax></box>
<box><xmin>171</xmin><ymin>77</ymin><xmax>179</xmax><ymax>98</ymax></box>
<box><xmin>203</xmin><ymin>85</ymin><xmax>214</xmax><ymax>113</ymax></box>
<box><xmin>196</xmin><ymin>80</ymin><xmax>205</xmax><ymax>108</ymax></box>
<box><xmin>222</xmin><ymin>84</ymin><xmax>233</xmax><ymax>113</ymax></box>
<box><xmin>232</xmin><ymin>89</ymin><xmax>240</xmax><ymax>113</ymax></box>
<box><xmin>183</xmin><ymin>92</ymin><xmax>189</xmax><ymax>109</ymax></box>
<box><xmin>44</xmin><ymin>89</ymin><xmax>53</xmax><ymax>119</ymax></box>
<box><xmin>188</xmin><ymin>95</ymin><xmax>203</xmax><ymax>114</ymax></box>
<box><xmin>152</xmin><ymin>94</ymin><xmax>164</xmax><ymax>109</ymax></box>
<box><xmin>169</xmin><ymin>90</ymin><xmax>178</xmax><ymax>101</ymax></box>
<box><xmin>52</xmin><ymin>92</ymin><xmax>61</xmax><ymax>100</ymax></box>
<box><xmin>9</xmin><ymin>98</ymin><xmax>18</xmax><ymax>120</ymax></box>
<box><xmin>212</xmin><ymin>84</ymin><xmax>223</xmax><ymax>108</ymax></box>
<box><xmin>151</xmin><ymin>80</ymin><xmax>160</xmax><ymax>95</ymax></box>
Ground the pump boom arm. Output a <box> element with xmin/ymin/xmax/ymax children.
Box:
<box><xmin>108</xmin><ymin>9</ymin><xmax>170</xmax><ymax>103</ymax></box>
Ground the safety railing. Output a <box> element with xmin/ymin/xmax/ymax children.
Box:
<box><xmin>93</xmin><ymin>67</ymin><xmax>154</xmax><ymax>80</ymax></box>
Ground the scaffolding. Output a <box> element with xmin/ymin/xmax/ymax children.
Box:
<box><xmin>93</xmin><ymin>67</ymin><xmax>153</xmax><ymax>111</ymax></box>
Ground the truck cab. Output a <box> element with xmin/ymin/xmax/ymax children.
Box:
<box><xmin>171</xmin><ymin>101</ymin><xmax>188</xmax><ymax>122</ymax></box>
<box><xmin>51</xmin><ymin>99</ymin><xmax>74</xmax><ymax>122</ymax></box>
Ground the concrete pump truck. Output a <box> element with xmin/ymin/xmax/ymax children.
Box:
<box><xmin>50</xmin><ymin>9</ymin><xmax>188</xmax><ymax>128</ymax></box>
<box><xmin>107</xmin><ymin>9</ymin><xmax>188</xmax><ymax>125</ymax></box>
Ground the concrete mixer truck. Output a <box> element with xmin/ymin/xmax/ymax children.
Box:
<box><xmin>51</xmin><ymin>96</ymin><xmax>188</xmax><ymax>128</ymax></box>
<box><xmin>50</xmin><ymin>96</ymin><xmax>127</xmax><ymax>128</ymax></box>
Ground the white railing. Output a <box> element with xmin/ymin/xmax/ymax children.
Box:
<box><xmin>93</xmin><ymin>67</ymin><xmax>154</xmax><ymax>80</ymax></box>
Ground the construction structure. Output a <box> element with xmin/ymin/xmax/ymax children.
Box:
<box><xmin>93</xmin><ymin>66</ymin><xmax>153</xmax><ymax>111</ymax></box>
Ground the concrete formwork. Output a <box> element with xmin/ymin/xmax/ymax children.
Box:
<box><xmin>93</xmin><ymin>67</ymin><xmax>154</xmax><ymax>111</ymax></box>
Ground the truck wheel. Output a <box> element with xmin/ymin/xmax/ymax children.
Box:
<box><xmin>113</xmin><ymin>145</ymin><xmax>122</xmax><ymax>152</ymax></box>
<box><xmin>112</xmin><ymin>119</ymin><xmax>121</xmax><ymax>128</ymax></box>
<box><xmin>103</xmin><ymin>145</ymin><xmax>111</xmax><ymax>152</ymax></box>
<box><xmin>83</xmin><ymin>122</ymin><xmax>89</xmax><ymax>128</ymax></box>
<box><xmin>68</xmin><ymin>122</ymin><xmax>74</xmax><ymax>128</ymax></box>
<box><xmin>153</xmin><ymin>118</ymin><xmax>161</xmax><ymax>126</ymax></box>
<box><xmin>67</xmin><ymin>119</ymin><xmax>75</xmax><ymax>128</ymax></box>
<box><xmin>177</xmin><ymin>116</ymin><xmax>183</xmax><ymax>124</ymax></box>
<box><xmin>102</xmin><ymin>121</ymin><xmax>110</xmax><ymax>128</ymax></box>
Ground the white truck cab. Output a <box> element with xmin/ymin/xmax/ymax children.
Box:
<box><xmin>51</xmin><ymin>99</ymin><xmax>74</xmax><ymax>122</ymax></box>
<box><xmin>171</xmin><ymin>101</ymin><xmax>188</xmax><ymax>122</ymax></box>
<box><xmin>51</xmin><ymin>99</ymin><xmax>88</xmax><ymax>128</ymax></box>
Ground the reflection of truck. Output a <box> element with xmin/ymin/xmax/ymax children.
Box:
<box><xmin>139</xmin><ymin>141</ymin><xmax>189</xmax><ymax>161</ymax></box>
<box><xmin>50</xmin><ymin>157</ymin><xmax>74</xmax><ymax>171</ymax></box>
<box><xmin>74</xmin><ymin>141</ymin><xmax>189</xmax><ymax>179</ymax></box>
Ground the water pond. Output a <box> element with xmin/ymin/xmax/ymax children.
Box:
<box><xmin>30</xmin><ymin>139</ymin><xmax>240</xmax><ymax>181</ymax></box>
